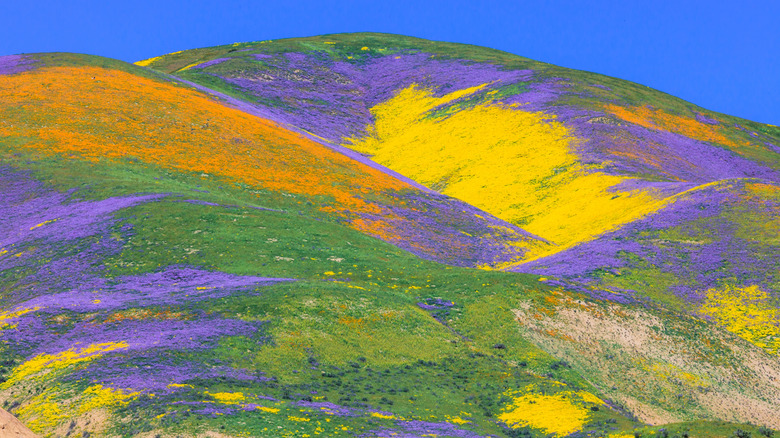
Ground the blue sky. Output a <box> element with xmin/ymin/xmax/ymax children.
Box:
<box><xmin>3</xmin><ymin>0</ymin><xmax>778</xmax><ymax>124</ymax></box>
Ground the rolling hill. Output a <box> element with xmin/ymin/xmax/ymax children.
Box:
<box><xmin>1</xmin><ymin>33</ymin><xmax>779</xmax><ymax>437</ymax></box>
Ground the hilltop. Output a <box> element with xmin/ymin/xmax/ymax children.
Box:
<box><xmin>0</xmin><ymin>33</ymin><xmax>778</xmax><ymax>437</ymax></box>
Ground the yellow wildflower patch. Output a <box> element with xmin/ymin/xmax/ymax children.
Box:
<box><xmin>134</xmin><ymin>55</ymin><xmax>163</xmax><ymax>67</ymax></box>
<box><xmin>178</xmin><ymin>61</ymin><xmax>203</xmax><ymax>72</ymax></box>
<box><xmin>578</xmin><ymin>391</ymin><xmax>606</xmax><ymax>405</ymax></box>
<box><xmin>2</xmin><ymin>341</ymin><xmax>128</xmax><ymax>387</ymax></box>
<box><xmin>370</xmin><ymin>412</ymin><xmax>396</xmax><ymax>419</ymax></box>
<box><xmin>700</xmin><ymin>284</ymin><xmax>780</xmax><ymax>354</ymax></box>
<box><xmin>16</xmin><ymin>390</ymin><xmax>68</xmax><ymax>433</ymax></box>
<box><xmin>134</xmin><ymin>50</ymin><xmax>184</xmax><ymax>67</ymax></box>
<box><xmin>77</xmin><ymin>384</ymin><xmax>138</xmax><ymax>414</ymax></box>
<box><xmin>288</xmin><ymin>415</ymin><xmax>311</xmax><ymax>422</ymax></box>
<box><xmin>746</xmin><ymin>182</ymin><xmax>780</xmax><ymax>199</ymax></box>
<box><xmin>0</xmin><ymin>306</ymin><xmax>42</xmax><ymax>330</ymax></box>
<box><xmin>446</xmin><ymin>415</ymin><xmax>471</xmax><ymax>425</ymax></box>
<box><xmin>498</xmin><ymin>388</ymin><xmax>600</xmax><ymax>436</ymax></box>
<box><xmin>16</xmin><ymin>384</ymin><xmax>135</xmax><ymax>432</ymax></box>
<box><xmin>208</xmin><ymin>391</ymin><xmax>246</xmax><ymax>404</ymax></box>
<box><xmin>648</xmin><ymin>362</ymin><xmax>708</xmax><ymax>387</ymax></box>
<box><xmin>29</xmin><ymin>219</ymin><xmax>58</xmax><ymax>230</ymax></box>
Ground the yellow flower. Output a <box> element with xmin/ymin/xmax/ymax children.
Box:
<box><xmin>370</xmin><ymin>412</ymin><xmax>396</xmax><ymax>419</ymax></box>
<box><xmin>2</xmin><ymin>341</ymin><xmax>128</xmax><ymax>387</ymax></box>
<box><xmin>78</xmin><ymin>384</ymin><xmax>138</xmax><ymax>414</ymax></box>
<box><xmin>700</xmin><ymin>284</ymin><xmax>780</xmax><ymax>354</ymax></box>
<box><xmin>207</xmin><ymin>391</ymin><xmax>245</xmax><ymax>404</ymax></box>
<box><xmin>0</xmin><ymin>307</ymin><xmax>42</xmax><ymax>330</ymax></box>
<box><xmin>498</xmin><ymin>388</ymin><xmax>602</xmax><ymax>436</ymax></box>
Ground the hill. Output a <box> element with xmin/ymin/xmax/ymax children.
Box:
<box><xmin>0</xmin><ymin>34</ymin><xmax>778</xmax><ymax>437</ymax></box>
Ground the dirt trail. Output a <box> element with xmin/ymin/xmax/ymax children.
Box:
<box><xmin>0</xmin><ymin>408</ymin><xmax>37</xmax><ymax>438</ymax></box>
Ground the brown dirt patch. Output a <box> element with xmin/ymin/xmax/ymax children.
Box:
<box><xmin>0</xmin><ymin>407</ymin><xmax>38</xmax><ymax>438</ymax></box>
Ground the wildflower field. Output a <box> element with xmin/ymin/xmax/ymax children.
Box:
<box><xmin>1</xmin><ymin>33</ymin><xmax>779</xmax><ymax>437</ymax></box>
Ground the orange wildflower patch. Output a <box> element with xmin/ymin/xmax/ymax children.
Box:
<box><xmin>747</xmin><ymin>182</ymin><xmax>780</xmax><ymax>199</ymax></box>
<box><xmin>606</xmin><ymin>137</ymin><xmax>690</xmax><ymax>181</ymax></box>
<box><xmin>351</xmin><ymin>214</ymin><xmax>406</xmax><ymax>242</ymax></box>
<box><xmin>104</xmin><ymin>308</ymin><xmax>188</xmax><ymax>324</ymax></box>
<box><xmin>0</xmin><ymin>66</ymin><xmax>408</xmax><ymax>220</ymax></box>
<box><xmin>337</xmin><ymin>316</ymin><xmax>366</xmax><ymax>329</ymax></box>
<box><xmin>604</xmin><ymin>104</ymin><xmax>741</xmax><ymax>148</ymax></box>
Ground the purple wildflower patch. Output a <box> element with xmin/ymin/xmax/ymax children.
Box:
<box><xmin>416</xmin><ymin>298</ymin><xmax>455</xmax><ymax>310</ymax></box>
<box><xmin>193</xmin><ymin>57</ymin><xmax>231</xmax><ymax>69</ymax></box>
<box><xmin>367</xmin><ymin>419</ymin><xmax>494</xmax><ymax>438</ymax></box>
<box><xmin>695</xmin><ymin>112</ymin><xmax>720</xmax><ymax>125</ymax></box>
<box><xmin>553</xmin><ymin>107</ymin><xmax>780</xmax><ymax>184</ymax></box>
<box><xmin>0</xmin><ymin>55</ymin><xmax>38</xmax><ymax>75</ymax></box>
<box><xmin>66</xmin><ymin>354</ymin><xmax>269</xmax><ymax>392</ymax></box>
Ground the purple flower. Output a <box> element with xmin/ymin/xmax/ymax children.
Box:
<box><xmin>0</xmin><ymin>55</ymin><xmax>38</xmax><ymax>75</ymax></box>
<box><xmin>695</xmin><ymin>112</ymin><xmax>720</xmax><ymax>125</ymax></box>
<box><xmin>192</xmin><ymin>57</ymin><xmax>230</xmax><ymax>69</ymax></box>
<box><xmin>66</xmin><ymin>354</ymin><xmax>270</xmax><ymax>392</ymax></box>
<box><xmin>417</xmin><ymin>298</ymin><xmax>455</xmax><ymax>310</ymax></box>
<box><xmin>365</xmin><ymin>419</ymin><xmax>494</xmax><ymax>438</ymax></box>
